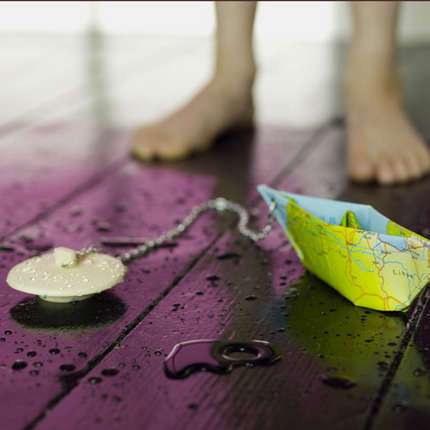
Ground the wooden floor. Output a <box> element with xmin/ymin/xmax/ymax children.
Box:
<box><xmin>1</xmin><ymin>34</ymin><xmax>430</xmax><ymax>430</ymax></box>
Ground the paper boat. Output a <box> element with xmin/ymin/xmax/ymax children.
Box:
<box><xmin>258</xmin><ymin>185</ymin><xmax>430</xmax><ymax>312</ymax></box>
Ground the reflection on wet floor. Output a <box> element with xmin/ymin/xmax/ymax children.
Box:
<box><xmin>164</xmin><ymin>339</ymin><xmax>281</xmax><ymax>379</ymax></box>
<box><xmin>10</xmin><ymin>292</ymin><xmax>126</xmax><ymax>330</ymax></box>
<box><xmin>283</xmin><ymin>273</ymin><xmax>407</xmax><ymax>387</ymax></box>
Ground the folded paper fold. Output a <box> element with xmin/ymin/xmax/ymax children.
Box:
<box><xmin>258</xmin><ymin>185</ymin><xmax>430</xmax><ymax>311</ymax></box>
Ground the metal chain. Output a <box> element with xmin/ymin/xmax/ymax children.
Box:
<box><xmin>112</xmin><ymin>197</ymin><xmax>277</xmax><ymax>265</ymax></box>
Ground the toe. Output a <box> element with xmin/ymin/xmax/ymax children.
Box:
<box><xmin>390</xmin><ymin>158</ymin><xmax>410</xmax><ymax>183</ymax></box>
<box><xmin>131</xmin><ymin>129</ymin><xmax>158</xmax><ymax>161</ymax></box>
<box><xmin>376</xmin><ymin>159</ymin><xmax>396</xmax><ymax>185</ymax></box>
<box><xmin>404</xmin><ymin>153</ymin><xmax>423</xmax><ymax>180</ymax></box>
<box><xmin>349</xmin><ymin>158</ymin><xmax>375</xmax><ymax>182</ymax></box>
<box><xmin>417</xmin><ymin>146</ymin><xmax>430</xmax><ymax>175</ymax></box>
<box><xmin>157</xmin><ymin>139</ymin><xmax>192</xmax><ymax>160</ymax></box>
<box><xmin>132</xmin><ymin>142</ymin><xmax>155</xmax><ymax>161</ymax></box>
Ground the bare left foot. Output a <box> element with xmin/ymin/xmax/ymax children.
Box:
<box><xmin>131</xmin><ymin>76</ymin><xmax>254</xmax><ymax>161</ymax></box>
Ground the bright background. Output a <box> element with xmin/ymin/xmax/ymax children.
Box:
<box><xmin>1</xmin><ymin>1</ymin><xmax>429</xmax><ymax>127</ymax></box>
<box><xmin>0</xmin><ymin>1</ymin><xmax>429</xmax><ymax>43</ymax></box>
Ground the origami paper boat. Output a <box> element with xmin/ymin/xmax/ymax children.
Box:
<box><xmin>258</xmin><ymin>185</ymin><xmax>430</xmax><ymax>312</ymax></box>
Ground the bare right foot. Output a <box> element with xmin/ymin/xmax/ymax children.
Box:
<box><xmin>346</xmin><ymin>50</ymin><xmax>430</xmax><ymax>185</ymax></box>
<box><xmin>132</xmin><ymin>76</ymin><xmax>254</xmax><ymax>161</ymax></box>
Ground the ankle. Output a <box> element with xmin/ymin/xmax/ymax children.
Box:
<box><xmin>213</xmin><ymin>62</ymin><xmax>256</xmax><ymax>91</ymax></box>
<box><xmin>209</xmin><ymin>72</ymin><xmax>255</xmax><ymax>105</ymax></box>
<box><xmin>345</xmin><ymin>47</ymin><xmax>402</xmax><ymax>107</ymax></box>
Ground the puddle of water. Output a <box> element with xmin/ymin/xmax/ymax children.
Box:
<box><xmin>164</xmin><ymin>339</ymin><xmax>281</xmax><ymax>379</ymax></box>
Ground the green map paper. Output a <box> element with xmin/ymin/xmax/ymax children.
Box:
<box><xmin>258</xmin><ymin>185</ymin><xmax>430</xmax><ymax>312</ymax></box>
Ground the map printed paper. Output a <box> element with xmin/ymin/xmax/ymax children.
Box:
<box><xmin>258</xmin><ymin>185</ymin><xmax>430</xmax><ymax>312</ymax></box>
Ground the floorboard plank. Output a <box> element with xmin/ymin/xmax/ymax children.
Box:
<box><xmin>0</xmin><ymin>126</ymin><xmax>311</xmax><ymax>430</ymax></box>
<box><xmin>344</xmin><ymin>174</ymin><xmax>430</xmax><ymax>430</ymax></box>
<box><xmin>0</xmin><ymin>126</ymin><xmax>128</xmax><ymax>239</ymax></box>
<box><xmin>32</xmin><ymin>127</ymin><xmax>366</xmax><ymax>430</ymax></box>
<box><xmin>39</xmin><ymin>125</ymin><xmax>430</xmax><ymax>430</ymax></box>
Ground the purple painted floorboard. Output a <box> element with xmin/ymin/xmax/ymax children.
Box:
<box><xmin>36</xmin><ymin>127</ymin><xmax>378</xmax><ymax>430</ymax></box>
<box><xmin>0</xmin><ymin>125</ymin><xmax>128</xmax><ymax>239</ymax></box>
<box><xmin>0</xmin><ymin>165</ymin><xmax>215</xmax><ymax>429</ymax></box>
<box><xmin>0</xmin><ymin>127</ymin><xmax>310</xmax><ymax>429</ymax></box>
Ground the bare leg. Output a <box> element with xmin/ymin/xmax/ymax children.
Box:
<box><xmin>346</xmin><ymin>1</ymin><xmax>430</xmax><ymax>184</ymax></box>
<box><xmin>132</xmin><ymin>1</ymin><xmax>257</xmax><ymax>161</ymax></box>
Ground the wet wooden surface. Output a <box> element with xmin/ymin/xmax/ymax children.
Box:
<box><xmin>1</xmin><ymin>34</ymin><xmax>430</xmax><ymax>430</ymax></box>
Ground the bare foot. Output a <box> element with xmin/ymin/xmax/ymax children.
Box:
<box><xmin>132</xmin><ymin>77</ymin><xmax>254</xmax><ymax>161</ymax></box>
<box><xmin>346</xmin><ymin>56</ymin><xmax>430</xmax><ymax>185</ymax></box>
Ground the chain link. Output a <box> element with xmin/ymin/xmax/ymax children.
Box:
<box><xmin>112</xmin><ymin>198</ymin><xmax>276</xmax><ymax>265</ymax></box>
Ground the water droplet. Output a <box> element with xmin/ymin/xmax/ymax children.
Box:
<box><xmin>95</xmin><ymin>221</ymin><xmax>111</xmax><ymax>232</ymax></box>
<box><xmin>33</xmin><ymin>361</ymin><xmax>43</xmax><ymax>368</ymax></box>
<box><xmin>4</xmin><ymin>330</ymin><xmax>12</xmax><ymax>336</ymax></box>
<box><xmin>413</xmin><ymin>367</ymin><xmax>426</xmax><ymax>377</ymax></box>
<box><xmin>320</xmin><ymin>375</ymin><xmax>356</xmax><ymax>390</ymax></box>
<box><xmin>49</xmin><ymin>348</ymin><xmax>61</xmax><ymax>355</ymax></box>
<box><xmin>245</xmin><ymin>295</ymin><xmax>257</xmax><ymax>301</ymax></box>
<box><xmin>12</xmin><ymin>360</ymin><xmax>28</xmax><ymax>370</ymax></box>
<box><xmin>216</xmin><ymin>253</ymin><xmax>241</xmax><ymax>261</ymax></box>
<box><xmin>88</xmin><ymin>377</ymin><xmax>102</xmax><ymax>384</ymax></box>
<box><xmin>101</xmin><ymin>368</ymin><xmax>119</xmax><ymax>377</ymax></box>
<box><xmin>60</xmin><ymin>364</ymin><xmax>76</xmax><ymax>372</ymax></box>
<box><xmin>15</xmin><ymin>347</ymin><xmax>24</xmax><ymax>353</ymax></box>
<box><xmin>0</xmin><ymin>244</ymin><xmax>16</xmax><ymax>252</ymax></box>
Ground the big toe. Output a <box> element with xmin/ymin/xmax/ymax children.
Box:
<box><xmin>156</xmin><ymin>138</ymin><xmax>193</xmax><ymax>160</ymax></box>
<box><xmin>132</xmin><ymin>127</ymin><xmax>161</xmax><ymax>161</ymax></box>
<box><xmin>132</xmin><ymin>129</ymin><xmax>194</xmax><ymax>162</ymax></box>
<box><xmin>349</xmin><ymin>159</ymin><xmax>375</xmax><ymax>183</ymax></box>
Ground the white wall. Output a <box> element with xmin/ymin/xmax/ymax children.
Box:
<box><xmin>1</xmin><ymin>1</ymin><xmax>429</xmax><ymax>128</ymax></box>
<box><xmin>0</xmin><ymin>1</ymin><xmax>430</xmax><ymax>44</ymax></box>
